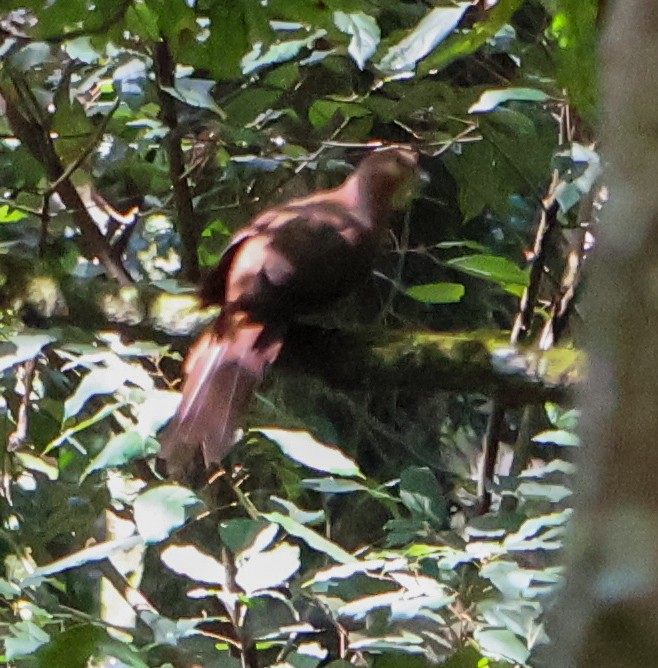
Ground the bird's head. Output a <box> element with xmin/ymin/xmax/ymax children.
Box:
<box><xmin>348</xmin><ymin>146</ymin><xmax>426</xmax><ymax>218</ymax></box>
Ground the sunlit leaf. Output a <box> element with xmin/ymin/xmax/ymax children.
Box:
<box><xmin>136</xmin><ymin>390</ymin><xmax>181</xmax><ymax>437</ymax></box>
<box><xmin>419</xmin><ymin>0</ymin><xmax>525</xmax><ymax>75</ymax></box>
<box><xmin>5</xmin><ymin>622</ymin><xmax>50</xmax><ymax>660</ymax></box>
<box><xmin>405</xmin><ymin>282</ymin><xmax>465</xmax><ymax>304</ymax></box>
<box><xmin>469</xmin><ymin>87</ymin><xmax>549</xmax><ymax>113</ymax></box>
<box><xmin>81</xmin><ymin>431</ymin><xmax>158</xmax><ymax>479</ymax></box>
<box><xmin>236</xmin><ymin>542</ymin><xmax>301</xmax><ymax>594</ymax></box>
<box><xmin>447</xmin><ymin>254</ymin><xmax>529</xmax><ymax>288</ymax></box>
<box><xmin>300</xmin><ymin>478</ymin><xmax>367</xmax><ymax>494</ymax></box>
<box><xmin>334</xmin><ymin>11</ymin><xmax>380</xmax><ymax>70</ymax></box>
<box><xmin>474</xmin><ymin>627</ymin><xmax>530</xmax><ymax>664</ymax></box>
<box><xmin>161</xmin><ymin>545</ymin><xmax>226</xmax><ymax>585</ymax></box>
<box><xmin>162</xmin><ymin>78</ymin><xmax>225</xmax><ymax>117</ymax></box>
<box><xmin>379</xmin><ymin>4</ymin><xmax>469</xmax><ymax>73</ymax></box>
<box><xmin>533</xmin><ymin>429</ymin><xmax>580</xmax><ymax>447</ymax></box>
<box><xmin>270</xmin><ymin>496</ymin><xmax>325</xmax><ymax>525</ymax></box>
<box><xmin>257</xmin><ymin>428</ymin><xmax>364</xmax><ymax>478</ymax></box>
<box><xmin>134</xmin><ymin>485</ymin><xmax>205</xmax><ymax>543</ymax></box>
<box><xmin>516</xmin><ymin>482</ymin><xmax>572</xmax><ymax>503</ymax></box>
<box><xmin>306</xmin><ymin>559</ymin><xmax>389</xmax><ymax>587</ymax></box>
<box><xmin>481</xmin><ymin>561</ymin><xmax>535</xmax><ymax>598</ymax></box>
<box><xmin>504</xmin><ymin>510</ymin><xmax>572</xmax><ymax>551</ymax></box>
<box><xmin>22</xmin><ymin>536</ymin><xmax>144</xmax><ymax>587</ymax></box>
<box><xmin>262</xmin><ymin>512</ymin><xmax>355</xmax><ymax>564</ymax></box>
<box><xmin>0</xmin><ymin>333</ymin><xmax>55</xmax><ymax>373</ymax></box>
<box><xmin>349</xmin><ymin>632</ymin><xmax>424</xmax><ymax>653</ymax></box>
<box><xmin>14</xmin><ymin>452</ymin><xmax>58</xmax><ymax>480</ymax></box>
<box><xmin>242</xmin><ymin>30</ymin><xmax>327</xmax><ymax>74</ymax></box>
<box><xmin>64</xmin><ymin>358</ymin><xmax>153</xmax><ymax>419</ymax></box>
<box><xmin>0</xmin><ymin>205</ymin><xmax>27</xmax><ymax>223</ymax></box>
<box><xmin>339</xmin><ymin>591</ymin><xmax>404</xmax><ymax>620</ymax></box>
<box><xmin>219</xmin><ymin>519</ymin><xmax>278</xmax><ymax>556</ymax></box>
<box><xmin>9</xmin><ymin>42</ymin><xmax>52</xmax><ymax>71</ymax></box>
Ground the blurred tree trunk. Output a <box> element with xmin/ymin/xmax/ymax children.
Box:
<box><xmin>545</xmin><ymin>1</ymin><xmax>658</xmax><ymax>666</ymax></box>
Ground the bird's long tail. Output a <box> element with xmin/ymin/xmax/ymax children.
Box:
<box><xmin>159</xmin><ymin>312</ymin><xmax>284</xmax><ymax>481</ymax></box>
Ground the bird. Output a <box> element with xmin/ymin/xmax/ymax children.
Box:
<box><xmin>159</xmin><ymin>147</ymin><xmax>422</xmax><ymax>481</ymax></box>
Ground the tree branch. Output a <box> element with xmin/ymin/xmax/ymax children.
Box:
<box><xmin>0</xmin><ymin>78</ymin><xmax>132</xmax><ymax>285</ymax></box>
<box><xmin>153</xmin><ymin>40</ymin><xmax>201</xmax><ymax>282</ymax></box>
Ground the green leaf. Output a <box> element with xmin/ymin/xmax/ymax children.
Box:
<box><xmin>64</xmin><ymin>358</ymin><xmax>152</xmax><ymax>419</ymax></box>
<box><xmin>419</xmin><ymin>0</ymin><xmax>525</xmax><ymax>75</ymax></box>
<box><xmin>22</xmin><ymin>536</ymin><xmax>143</xmax><ymax>587</ymax></box>
<box><xmin>301</xmin><ymin>478</ymin><xmax>367</xmax><ymax>494</ymax></box>
<box><xmin>161</xmin><ymin>78</ymin><xmax>225</xmax><ymax>117</ymax></box>
<box><xmin>551</xmin><ymin>0</ymin><xmax>598</xmax><ymax>121</ymax></box>
<box><xmin>8</xmin><ymin>42</ymin><xmax>52</xmax><ymax>71</ymax></box>
<box><xmin>207</xmin><ymin>4</ymin><xmax>251</xmax><ymax>79</ymax></box>
<box><xmin>405</xmin><ymin>282</ymin><xmax>465</xmax><ymax>304</ymax></box>
<box><xmin>219</xmin><ymin>519</ymin><xmax>278</xmax><ymax>556</ymax></box>
<box><xmin>235</xmin><ymin>542</ymin><xmax>301</xmax><ymax>594</ymax></box>
<box><xmin>503</xmin><ymin>510</ymin><xmax>572</xmax><ymax>551</ymax></box>
<box><xmin>474</xmin><ymin>627</ymin><xmax>529</xmax><ymax>664</ymax></box>
<box><xmin>0</xmin><ymin>579</ymin><xmax>20</xmax><ymax>599</ymax></box>
<box><xmin>135</xmin><ymin>390</ymin><xmax>181</xmax><ymax>437</ymax></box>
<box><xmin>349</xmin><ymin>632</ymin><xmax>424</xmax><ymax>653</ymax></box>
<box><xmin>63</xmin><ymin>36</ymin><xmax>102</xmax><ymax>64</ymax></box>
<box><xmin>480</xmin><ymin>561</ymin><xmax>535</xmax><ymax>598</ymax></box>
<box><xmin>134</xmin><ymin>485</ymin><xmax>205</xmax><ymax>543</ymax></box>
<box><xmin>339</xmin><ymin>591</ymin><xmax>404</xmax><ymax>620</ymax></box>
<box><xmin>14</xmin><ymin>452</ymin><xmax>58</xmax><ymax>480</ymax></box>
<box><xmin>270</xmin><ymin>496</ymin><xmax>325</xmax><ymax>525</ymax></box>
<box><xmin>469</xmin><ymin>87</ymin><xmax>550</xmax><ymax>113</ymax></box>
<box><xmin>5</xmin><ymin>622</ymin><xmax>50</xmax><ymax>660</ymax></box>
<box><xmin>160</xmin><ymin>545</ymin><xmax>226</xmax><ymax>584</ymax></box>
<box><xmin>308</xmin><ymin>99</ymin><xmax>371</xmax><ymax>128</ymax></box>
<box><xmin>545</xmin><ymin>404</ymin><xmax>581</xmax><ymax>431</ymax></box>
<box><xmin>0</xmin><ymin>333</ymin><xmax>55</xmax><ymax>374</ymax></box>
<box><xmin>81</xmin><ymin>431</ymin><xmax>158</xmax><ymax>479</ymax></box>
<box><xmin>516</xmin><ymin>482</ymin><xmax>572</xmax><ymax>503</ymax></box>
<box><xmin>34</xmin><ymin>623</ymin><xmax>149</xmax><ymax>668</ymax></box>
<box><xmin>242</xmin><ymin>30</ymin><xmax>327</xmax><ymax>74</ymax></box>
<box><xmin>447</xmin><ymin>254</ymin><xmax>529</xmax><ymax>288</ymax></box>
<box><xmin>45</xmin><ymin>403</ymin><xmax>123</xmax><ymax>453</ymax></box>
<box><xmin>34</xmin><ymin>625</ymin><xmax>105</xmax><ymax>668</ymax></box>
<box><xmin>125</xmin><ymin>2</ymin><xmax>160</xmax><ymax>41</ymax></box>
<box><xmin>306</xmin><ymin>559</ymin><xmax>388</xmax><ymax>587</ymax></box>
<box><xmin>0</xmin><ymin>204</ymin><xmax>27</xmax><ymax>223</ymax></box>
<box><xmin>533</xmin><ymin>429</ymin><xmax>580</xmax><ymax>447</ymax></box>
<box><xmin>262</xmin><ymin>512</ymin><xmax>355</xmax><ymax>564</ymax></box>
<box><xmin>224</xmin><ymin>87</ymin><xmax>283</xmax><ymax>125</ymax></box>
<box><xmin>257</xmin><ymin>428</ymin><xmax>364</xmax><ymax>477</ymax></box>
<box><xmin>378</xmin><ymin>4</ymin><xmax>469</xmax><ymax>73</ymax></box>
<box><xmin>334</xmin><ymin>11</ymin><xmax>380</xmax><ymax>70</ymax></box>
<box><xmin>399</xmin><ymin>467</ymin><xmax>447</xmax><ymax>529</ymax></box>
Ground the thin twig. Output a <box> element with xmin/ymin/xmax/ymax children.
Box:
<box><xmin>7</xmin><ymin>359</ymin><xmax>36</xmax><ymax>452</ymax></box>
<box><xmin>39</xmin><ymin>193</ymin><xmax>50</xmax><ymax>256</ymax></box>
<box><xmin>46</xmin><ymin>97</ymin><xmax>120</xmax><ymax>196</ymax></box>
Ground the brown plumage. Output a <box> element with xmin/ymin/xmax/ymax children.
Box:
<box><xmin>159</xmin><ymin>148</ymin><xmax>421</xmax><ymax>480</ymax></box>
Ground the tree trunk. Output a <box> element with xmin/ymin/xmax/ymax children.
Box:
<box><xmin>545</xmin><ymin>2</ymin><xmax>658</xmax><ymax>666</ymax></box>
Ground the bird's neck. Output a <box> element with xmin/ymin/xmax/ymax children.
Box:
<box><xmin>339</xmin><ymin>173</ymin><xmax>391</xmax><ymax>226</ymax></box>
